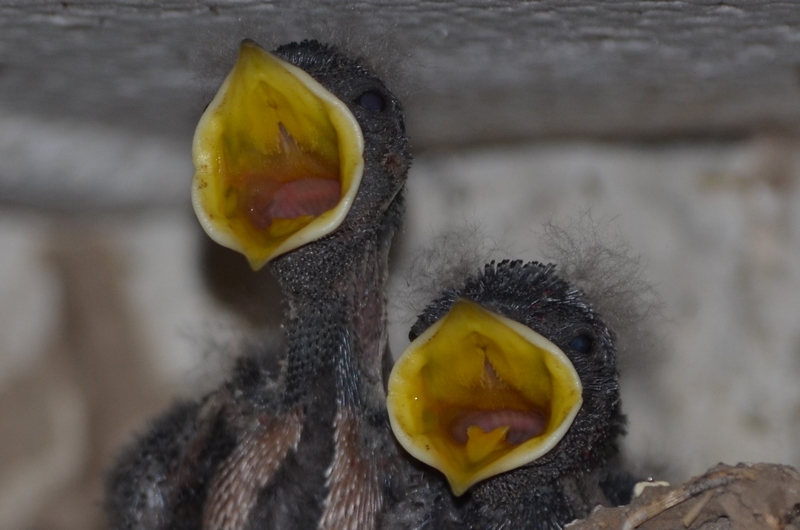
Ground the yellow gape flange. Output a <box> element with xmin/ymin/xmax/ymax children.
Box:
<box><xmin>192</xmin><ymin>41</ymin><xmax>364</xmax><ymax>270</ymax></box>
<box><xmin>388</xmin><ymin>300</ymin><xmax>583</xmax><ymax>496</ymax></box>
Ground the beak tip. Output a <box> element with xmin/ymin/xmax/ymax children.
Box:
<box><xmin>448</xmin><ymin>480</ymin><xmax>470</xmax><ymax>497</ymax></box>
<box><xmin>239</xmin><ymin>38</ymin><xmax>260</xmax><ymax>50</ymax></box>
<box><xmin>247</xmin><ymin>255</ymin><xmax>268</xmax><ymax>271</ymax></box>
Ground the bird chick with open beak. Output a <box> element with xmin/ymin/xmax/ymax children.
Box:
<box><xmin>384</xmin><ymin>259</ymin><xmax>633</xmax><ymax>529</ymax></box>
<box><xmin>105</xmin><ymin>39</ymin><xmax>412</xmax><ymax>530</ymax></box>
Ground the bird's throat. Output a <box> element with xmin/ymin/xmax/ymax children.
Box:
<box><xmin>274</xmin><ymin>229</ymin><xmax>395</xmax><ymax>530</ymax></box>
<box><xmin>278</xmin><ymin>229</ymin><xmax>393</xmax><ymax>412</ymax></box>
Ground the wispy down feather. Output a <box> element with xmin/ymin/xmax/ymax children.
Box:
<box><xmin>394</xmin><ymin>224</ymin><xmax>514</xmax><ymax>321</ymax></box>
<box><xmin>541</xmin><ymin>214</ymin><xmax>663</xmax><ymax>367</ymax></box>
<box><xmin>396</xmin><ymin>214</ymin><xmax>662</xmax><ymax>366</ymax></box>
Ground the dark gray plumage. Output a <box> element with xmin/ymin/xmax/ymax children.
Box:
<box><xmin>105</xmin><ymin>40</ymin><xmax>415</xmax><ymax>530</ymax></box>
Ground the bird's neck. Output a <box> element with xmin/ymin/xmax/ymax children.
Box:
<box><xmin>274</xmin><ymin>212</ymin><xmax>398</xmax><ymax>412</ymax></box>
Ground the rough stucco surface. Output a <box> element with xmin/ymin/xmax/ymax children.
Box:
<box><xmin>2</xmin><ymin>1</ymin><xmax>800</xmax><ymax>206</ymax></box>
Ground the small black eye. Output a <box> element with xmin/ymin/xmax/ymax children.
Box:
<box><xmin>569</xmin><ymin>333</ymin><xmax>594</xmax><ymax>354</ymax></box>
<box><xmin>357</xmin><ymin>90</ymin><xmax>385</xmax><ymax>111</ymax></box>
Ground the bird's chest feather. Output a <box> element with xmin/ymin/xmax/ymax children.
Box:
<box><xmin>199</xmin><ymin>254</ymin><xmax>397</xmax><ymax>530</ymax></box>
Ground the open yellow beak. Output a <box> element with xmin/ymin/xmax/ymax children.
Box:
<box><xmin>387</xmin><ymin>300</ymin><xmax>583</xmax><ymax>496</ymax></box>
<box><xmin>192</xmin><ymin>40</ymin><xmax>364</xmax><ymax>270</ymax></box>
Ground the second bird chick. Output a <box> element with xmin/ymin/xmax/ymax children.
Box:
<box><xmin>386</xmin><ymin>259</ymin><xmax>633</xmax><ymax>529</ymax></box>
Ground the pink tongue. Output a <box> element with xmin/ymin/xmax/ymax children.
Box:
<box><xmin>245</xmin><ymin>178</ymin><xmax>342</xmax><ymax>230</ymax></box>
<box><xmin>269</xmin><ymin>178</ymin><xmax>341</xmax><ymax>220</ymax></box>
<box><xmin>450</xmin><ymin>409</ymin><xmax>547</xmax><ymax>445</ymax></box>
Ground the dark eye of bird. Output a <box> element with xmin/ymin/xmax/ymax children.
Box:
<box><xmin>569</xmin><ymin>333</ymin><xmax>594</xmax><ymax>354</ymax></box>
<box><xmin>357</xmin><ymin>90</ymin><xmax>385</xmax><ymax>111</ymax></box>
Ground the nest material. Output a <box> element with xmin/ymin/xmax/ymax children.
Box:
<box><xmin>567</xmin><ymin>463</ymin><xmax>800</xmax><ymax>530</ymax></box>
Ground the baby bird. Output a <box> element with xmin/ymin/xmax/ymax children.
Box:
<box><xmin>385</xmin><ymin>259</ymin><xmax>632</xmax><ymax>529</ymax></box>
<box><xmin>105</xmin><ymin>39</ymin><xmax>411</xmax><ymax>530</ymax></box>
